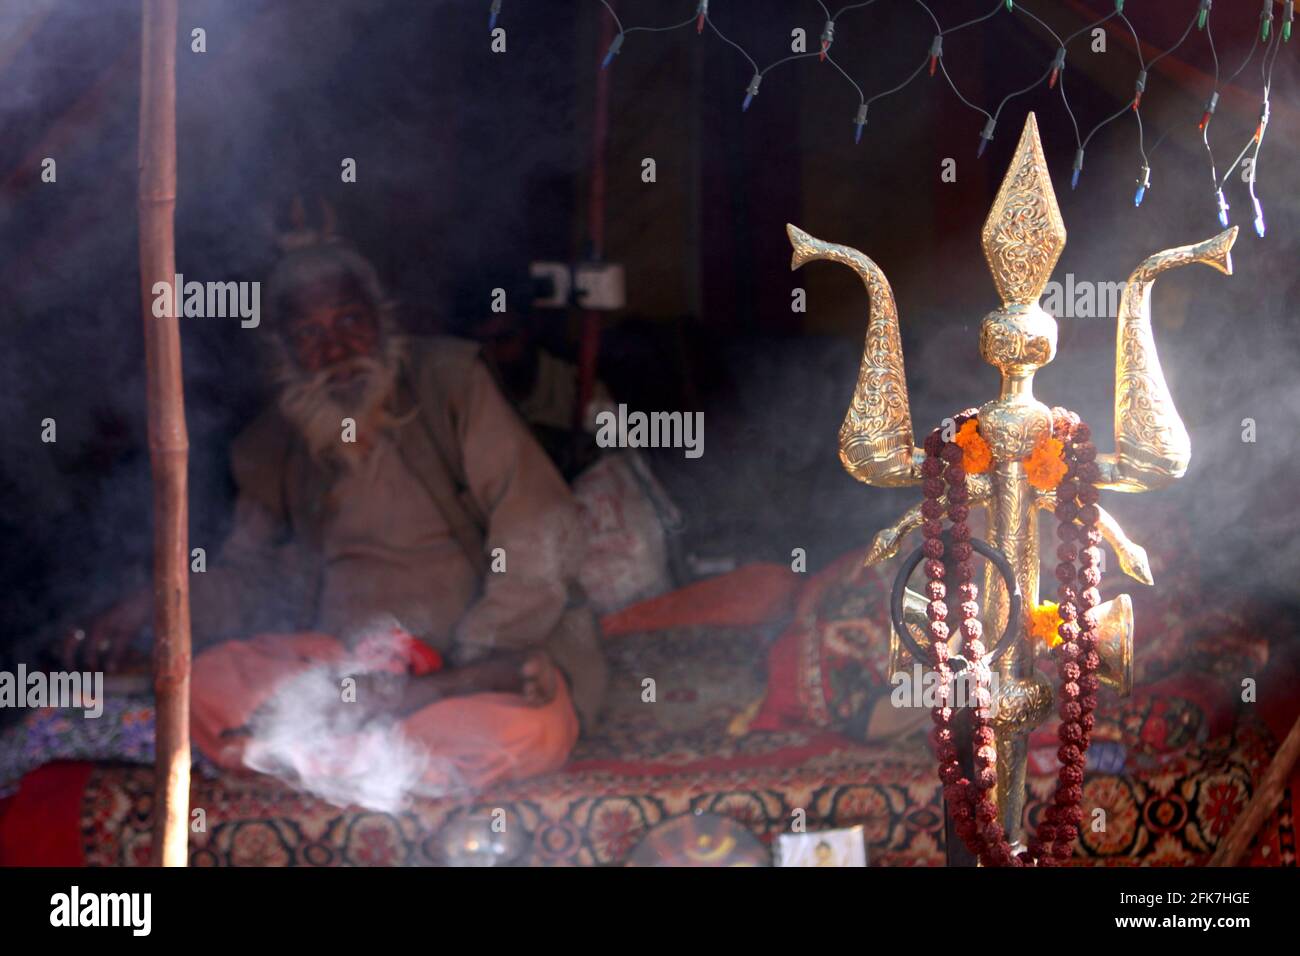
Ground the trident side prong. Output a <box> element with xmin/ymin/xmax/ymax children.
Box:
<box><xmin>1036</xmin><ymin>493</ymin><xmax>1154</xmax><ymax>586</ymax></box>
<box><xmin>864</xmin><ymin>475</ymin><xmax>993</xmax><ymax>566</ymax></box>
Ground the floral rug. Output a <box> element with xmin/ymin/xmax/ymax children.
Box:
<box><xmin>1</xmin><ymin>620</ymin><xmax>1292</xmax><ymax>866</ymax></box>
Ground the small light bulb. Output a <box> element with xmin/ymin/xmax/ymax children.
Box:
<box><xmin>1254</xmin><ymin>101</ymin><xmax>1271</xmax><ymax>143</ymax></box>
<box><xmin>696</xmin><ymin>0</ymin><xmax>708</xmax><ymax>35</ymax></box>
<box><xmin>742</xmin><ymin>72</ymin><xmax>761</xmax><ymax>112</ymax></box>
<box><xmin>601</xmin><ymin>33</ymin><xmax>624</xmax><ymax>70</ymax></box>
<box><xmin>489</xmin><ymin>0</ymin><xmax>502</xmax><ymax>30</ymax></box>
<box><xmin>1198</xmin><ymin>92</ymin><xmax>1220</xmax><ymax>131</ymax></box>
<box><xmin>1197</xmin><ymin>0</ymin><xmax>1211</xmax><ymax>31</ymax></box>
<box><xmin>820</xmin><ymin>20</ymin><xmax>835</xmax><ymax>62</ymax></box>
<box><xmin>977</xmin><ymin>118</ymin><xmax>996</xmax><ymax>157</ymax></box>
<box><xmin>1261</xmin><ymin>0</ymin><xmax>1274</xmax><ymax>41</ymax></box>
<box><xmin>1252</xmin><ymin>197</ymin><xmax>1265</xmax><ymax>237</ymax></box>
<box><xmin>1071</xmin><ymin>149</ymin><xmax>1085</xmax><ymax>190</ymax></box>
<box><xmin>928</xmin><ymin>35</ymin><xmax>943</xmax><ymax>77</ymax></box>
<box><xmin>1132</xmin><ymin>69</ymin><xmax>1147</xmax><ymax>111</ymax></box>
<box><xmin>1215</xmin><ymin>189</ymin><xmax>1230</xmax><ymax>228</ymax></box>
<box><xmin>854</xmin><ymin>104</ymin><xmax>868</xmax><ymax>144</ymax></box>
<box><xmin>1134</xmin><ymin>165</ymin><xmax>1151</xmax><ymax>207</ymax></box>
<box><xmin>1048</xmin><ymin>48</ymin><xmax>1066</xmax><ymax>89</ymax></box>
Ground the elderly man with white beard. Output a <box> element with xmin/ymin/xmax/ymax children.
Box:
<box><xmin>72</xmin><ymin>238</ymin><xmax>607</xmax><ymax>793</ymax></box>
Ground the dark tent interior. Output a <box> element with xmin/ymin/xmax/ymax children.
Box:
<box><xmin>1</xmin><ymin>0</ymin><xmax>1297</xmax><ymax>869</ymax></box>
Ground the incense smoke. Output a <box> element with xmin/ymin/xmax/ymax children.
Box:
<box><xmin>242</xmin><ymin>618</ymin><xmax>467</xmax><ymax>814</ymax></box>
<box><xmin>242</xmin><ymin>665</ymin><xmax>429</xmax><ymax>814</ymax></box>
<box><xmin>0</xmin><ymin>0</ymin><xmax>1296</xmax><ymax>743</ymax></box>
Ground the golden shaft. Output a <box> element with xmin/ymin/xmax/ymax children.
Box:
<box><xmin>983</xmin><ymin>461</ymin><xmax>1039</xmax><ymax>847</ymax></box>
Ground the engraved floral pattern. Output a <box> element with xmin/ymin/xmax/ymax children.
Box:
<box><xmin>980</xmin><ymin>114</ymin><xmax>1066</xmax><ymax>307</ymax></box>
<box><xmin>1112</xmin><ymin>229</ymin><xmax>1234</xmax><ymax>484</ymax></box>
<box><xmin>787</xmin><ymin>224</ymin><xmax>916</xmax><ymax>487</ymax></box>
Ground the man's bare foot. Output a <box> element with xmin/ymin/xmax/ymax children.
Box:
<box><xmin>430</xmin><ymin>649</ymin><xmax>558</xmax><ymax>706</ymax></box>
<box><xmin>521</xmin><ymin>650</ymin><xmax>559</xmax><ymax>707</ymax></box>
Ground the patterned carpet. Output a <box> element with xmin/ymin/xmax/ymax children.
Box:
<box><xmin>27</xmin><ymin>622</ymin><xmax>1289</xmax><ymax>866</ymax></box>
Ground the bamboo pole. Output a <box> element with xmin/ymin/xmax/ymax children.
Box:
<box><xmin>1209</xmin><ymin>711</ymin><xmax>1300</xmax><ymax>866</ymax></box>
<box><xmin>573</xmin><ymin>7</ymin><xmax>613</xmax><ymax>431</ymax></box>
<box><xmin>137</xmin><ymin>0</ymin><xmax>190</xmax><ymax>867</ymax></box>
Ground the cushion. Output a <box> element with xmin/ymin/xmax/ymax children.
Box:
<box><xmin>750</xmin><ymin>552</ymin><xmax>892</xmax><ymax>733</ymax></box>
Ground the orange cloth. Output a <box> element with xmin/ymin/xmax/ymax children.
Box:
<box><xmin>599</xmin><ymin>562</ymin><xmax>799</xmax><ymax>637</ymax></box>
<box><xmin>190</xmin><ymin>632</ymin><xmax>579</xmax><ymax>794</ymax></box>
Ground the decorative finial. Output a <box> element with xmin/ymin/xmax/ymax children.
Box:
<box><xmin>979</xmin><ymin>113</ymin><xmax>1067</xmax><ymax>308</ymax></box>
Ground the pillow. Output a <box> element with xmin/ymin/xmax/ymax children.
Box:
<box><xmin>600</xmin><ymin>562</ymin><xmax>799</xmax><ymax>638</ymax></box>
<box><xmin>750</xmin><ymin>551</ymin><xmax>892</xmax><ymax>733</ymax></box>
<box><xmin>574</xmin><ymin>452</ymin><xmax>677</xmax><ymax>615</ymax></box>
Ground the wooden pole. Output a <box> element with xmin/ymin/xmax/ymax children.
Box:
<box><xmin>573</xmin><ymin>6</ymin><xmax>613</xmax><ymax>431</ymax></box>
<box><xmin>138</xmin><ymin>0</ymin><xmax>190</xmax><ymax>867</ymax></box>
<box><xmin>1209</xmin><ymin>711</ymin><xmax>1300</xmax><ymax>866</ymax></box>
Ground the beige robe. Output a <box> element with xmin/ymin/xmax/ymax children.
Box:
<box><xmin>188</xmin><ymin>336</ymin><xmax>607</xmax><ymax>729</ymax></box>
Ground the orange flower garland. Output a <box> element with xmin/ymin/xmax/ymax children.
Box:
<box><xmin>949</xmin><ymin>422</ymin><xmax>1072</xmax><ymax>486</ymax></box>
<box><xmin>1024</xmin><ymin>434</ymin><xmax>1068</xmax><ymax>490</ymax></box>
<box><xmin>953</xmin><ymin>419</ymin><xmax>993</xmax><ymax>474</ymax></box>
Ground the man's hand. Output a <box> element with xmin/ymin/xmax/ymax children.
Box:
<box><xmin>347</xmin><ymin>650</ymin><xmax>561</xmax><ymax>718</ymax></box>
<box><xmin>62</xmin><ymin>589</ymin><xmax>152</xmax><ymax>673</ymax></box>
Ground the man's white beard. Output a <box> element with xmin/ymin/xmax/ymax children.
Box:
<box><xmin>276</xmin><ymin>337</ymin><xmax>408</xmax><ymax>470</ymax></box>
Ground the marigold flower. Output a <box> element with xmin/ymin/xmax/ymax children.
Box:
<box><xmin>1030</xmin><ymin>601</ymin><xmax>1062</xmax><ymax>649</ymax></box>
<box><xmin>1025</xmin><ymin>434</ymin><xmax>1068</xmax><ymax>491</ymax></box>
<box><xmin>953</xmin><ymin>419</ymin><xmax>993</xmax><ymax>474</ymax></box>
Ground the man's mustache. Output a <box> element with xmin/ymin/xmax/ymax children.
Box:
<box><xmin>274</xmin><ymin>337</ymin><xmax>409</xmax><ymax>465</ymax></box>
<box><xmin>284</xmin><ymin>355</ymin><xmax>386</xmax><ymax>405</ymax></box>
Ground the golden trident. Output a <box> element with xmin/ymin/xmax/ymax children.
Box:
<box><xmin>787</xmin><ymin>113</ymin><xmax>1237</xmax><ymax>855</ymax></box>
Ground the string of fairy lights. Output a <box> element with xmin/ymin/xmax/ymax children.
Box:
<box><xmin>487</xmin><ymin>0</ymin><xmax>1292</xmax><ymax>237</ymax></box>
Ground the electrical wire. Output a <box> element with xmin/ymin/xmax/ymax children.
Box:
<box><xmin>572</xmin><ymin>0</ymin><xmax>1289</xmax><ymax>212</ymax></box>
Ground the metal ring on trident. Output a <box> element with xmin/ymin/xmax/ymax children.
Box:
<box><xmin>890</xmin><ymin>537</ymin><xmax>1022</xmax><ymax>668</ymax></box>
